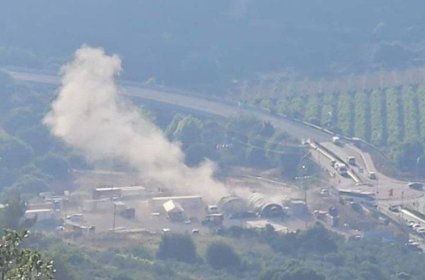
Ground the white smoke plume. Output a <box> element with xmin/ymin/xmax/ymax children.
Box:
<box><xmin>43</xmin><ymin>46</ymin><xmax>228</xmax><ymax>202</ymax></box>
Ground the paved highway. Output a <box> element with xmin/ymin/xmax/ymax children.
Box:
<box><xmin>6</xmin><ymin>70</ymin><xmax>424</xmax><ymax>207</ymax></box>
<box><xmin>8</xmin><ymin>70</ymin><xmax>331</xmax><ymax>143</ymax></box>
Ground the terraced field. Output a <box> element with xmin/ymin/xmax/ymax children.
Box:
<box><xmin>256</xmin><ymin>85</ymin><xmax>425</xmax><ymax>148</ymax></box>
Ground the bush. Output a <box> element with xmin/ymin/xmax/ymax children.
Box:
<box><xmin>206</xmin><ymin>241</ymin><xmax>241</xmax><ymax>270</ymax></box>
<box><xmin>156</xmin><ymin>233</ymin><xmax>197</xmax><ymax>263</ymax></box>
<box><xmin>261</xmin><ymin>266</ymin><xmax>325</xmax><ymax>280</ymax></box>
<box><xmin>34</xmin><ymin>153</ymin><xmax>70</xmax><ymax>180</ymax></box>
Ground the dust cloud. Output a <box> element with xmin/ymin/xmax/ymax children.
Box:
<box><xmin>43</xmin><ymin>46</ymin><xmax>229</xmax><ymax>202</ymax></box>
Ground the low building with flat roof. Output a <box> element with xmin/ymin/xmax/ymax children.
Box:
<box><xmin>25</xmin><ymin>209</ymin><xmax>55</xmax><ymax>221</ymax></box>
<box><xmin>150</xmin><ymin>195</ymin><xmax>203</xmax><ymax>213</ymax></box>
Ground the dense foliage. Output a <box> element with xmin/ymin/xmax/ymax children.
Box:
<box><xmin>165</xmin><ymin>113</ymin><xmax>306</xmax><ymax>178</ymax></box>
<box><xmin>0</xmin><ymin>230</ymin><xmax>54</xmax><ymax>280</ymax></box>
<box><xmin>1</xmin><ymin>1</ymin><xmax>425</xmax><ymax>93</ymax></box>
<box><xmin>156</xmin><ymin>233</ymin><xmax>198</xmax><ymax>263</ymax></box>
<box><xmin>255</xmin><ymin>85</ymin><xmax>425</xmax><ymax>173</ymax></box>
<box><xmin>0</xmin><ymin>71</ymin><xmax>84</xmax><ymax>196</ymax></box>
<box><xmin>13</xmin><ymin>223</ymin><xmax>425</xmax><ymax>280</ymax></box>
<box><xmin>206</xmin><ymin>241</ymin><xmax>241</xmax><ymax>270</ymax></box>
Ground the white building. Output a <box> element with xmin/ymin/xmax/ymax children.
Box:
<box><xmin>289</xmin><ymin>200</ymin><xmax>307</xmax><ymax>216</ymax></box>
<box><xmin>120</xmin><ymin>186</ymin><xmax>146</xmax><ymax>198</ymax></box>
<box><xmin>25</xmin><ymin>209</ymin><xmax>55</xmax><ymax>221</ymax></box>
<box><xmin>113</xmin><ymin>201</ymin><xmax>127</xmax><ymax>212</ymax></box>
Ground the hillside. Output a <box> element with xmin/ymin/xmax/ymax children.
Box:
<box><xmin>1</xmin><ymin>1</ymin><xmax>425</xmax><ymax>92</ymax></box>
<box><xmin>254</xmin><ymin>85</ymin><xmax>425</xmax><ymax>173</ymax></box>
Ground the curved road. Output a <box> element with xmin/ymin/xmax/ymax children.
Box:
<box><xmin>6</xmin><ymin>70</ymin><xmax>424</xmax><ymax>208</ymax></box>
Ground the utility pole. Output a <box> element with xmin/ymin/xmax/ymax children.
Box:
<box><xmin>402</xmin><ymin>191</ymin><xmax>404</xmax><ymax>208</ymax></box>
<box><xmin>316</xmin><ymin>147</ymin><xmax>321</xmax><ymax>166</ymax></box>
<box><xmin>112</xmin><ymin>203</ymin><xmax>116</xmax><ymax>232</ymax></box>
<box><xmin>375</xmin><ymin>177</ymin><xmax>379</xmax><ymax>207</ymax></box>
<box><xmin>299</xmin><ymin>165</ymin><xmax>308</xmax><ymax>229</ymax></box>
<box><xmin>417</xmin><ymin>157</ymin><xmax>421</xmax><ymax>182</ymax></box>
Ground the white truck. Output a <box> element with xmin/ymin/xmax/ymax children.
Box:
<box><xmin>332</xmin><ymin>136</ymin><xmax>341</xmax><ymax>145</ymax></box>
<box><xmin>335</xmin><ymin>162</ymin><xmax>348</xmax><ymax>176</ymax></box>
<box><xmin>347</xmin><ymin>156</ymin><xmax>356</xmax><ymax>166</ymax></box>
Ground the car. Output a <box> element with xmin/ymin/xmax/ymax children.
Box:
<box><xmin>408</xmin><ymin>221</ymin><xmax>417</xmax><ymax>228</ymax></box>
<box><xmin>389</xmin><ymin>205</ymin><xmax>399</xmax><ymax>212</ymax></box>
<box><xmin>416</xmin><ymin>227</ymin><xmax>425</xmax><ymax>234</ymax></box>
<box><xmin>191</xmin><ymin>229</ymin><xmax>200</xmax><ymax>234</ymax></box>
<box><xmin>368</xmin><ymin>172</ymin><xmax>376</xmax><ymax>180</ymax></box>
<box><xmin>413</xmin><ymin>224</ymin><xmax>422</xmax><ymax>230</ymax></box>
<box><xmin>405</xmin><ymin>241</ymin><xmax>422</xmax><ymax>252</ymax></box>
<box><xmin>320</xmin><ymin>189</ymin><xmax>329</xmax><ymax>195</ymax></box>
<box><xmin>332</xmin><ymin>136</ymin><xmax>341</xmax><ymax>145</ymax></box>
<box><xmin>330</xmin><ymin>160</ymin><xmax>337</xmax><ymax>167</ymax></box>
<box><xmin>408</xmin><ymin>182</ymin><xmax>423</xmax><ymax>190</ymax></box>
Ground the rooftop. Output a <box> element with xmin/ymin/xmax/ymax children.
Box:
<box><xmin>152</xmin><ymin>195</ymin><xmax>202</xmax><ymax>201</ymax></box>
<box><xmin>25</xmin><ymin>209</ymin><xmax>53</xmax><ymax>214</ymax></box>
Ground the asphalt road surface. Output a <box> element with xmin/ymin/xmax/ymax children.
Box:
<box><xmin>6</xmin><ymin>70</ymin><xmax>425</xmax><ymax>208</ymax></box>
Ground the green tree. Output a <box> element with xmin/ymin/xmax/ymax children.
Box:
<box><xmin>206</xmin><ymin>241</ymin><xmax>241</xmax><ymax>270</ymax></box>
<box><xmin>185</xmin><ymin>143</ymin><xmax>214</xmax><ymax>167</ymax></box>
<box><xmin>261</xmin><ymin>266</ymin><xmax>325</xmax><ymax>280</ymax></box>
<box><xmin>156</xmin><ymin>233</ymin><xmax>197</xmax><ymax>263</ymax></box>
<box><xmin>226</xmin><ymin>114</ymin><xmax>263</xmax><ymax>137</ymax></box>
<box><xmin>0</xmin><ymin>229</ymin><xmax>54</xmax><ymax>280</ymax></box>
<box><xmin>172</xmin><ymin>116</ymin><xmax>202</xmax><ymax>149</ymax></box>
<box><xmin>0</xmin><ymin>137</ymin><xmax>34</xmax><ymax>170</ymax></box>
<box><xmin>391</xmin><ymin>140</ymin><xmax>424</xmax><ymax>172</ymax></box>
<box><xmin>0</xmin><ymin>72</ymin><xmax>12</xmax><ymax>113</ymax></box>
<box><xmin>0</xmin><ymin>194</ymin><xmax>29</xmax><ymax>230</ymax></box>
<box><xmin>35</xmin><ymin>154</ymin><xmax>70</xmax><ymax>181</ymax></box>
<box><xmin>165</xmin><ymin>114</ymin><xmax>184</xmax><ymax>140</ymax></box>
<box><xmin>16</xmin><ymin>125</ymin><xmax>52</xmax><ymax>156</ymax></box>
<box><xmin>13</xmin><ymin>175</ymin><xmax>49</xmax><ymax>195</ymax></box>
<box><xmin>3</xmin><ymin>107</ymin><xmax>39</xmax><ymax>135</ymax></box>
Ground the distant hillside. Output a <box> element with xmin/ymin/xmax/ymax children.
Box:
<box><xmin>1</xmin><ymin>1</ymin><xmax>425</xmax><ymax>92</ymax></box>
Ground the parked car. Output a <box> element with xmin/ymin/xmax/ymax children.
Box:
<box><xmin>388</xmin><ymin>205</ymin><xmax>399</xmax><ymax>212</ymax></box>
<box><xmin>332</xmin><ymin>136</ymin><xmax>341</xmax><ymax>145</ymax></box>
<box><xmin>368</xmin><ymin>172</ymin><xmax>376</xmax><ymax>180</ymax></box>
<box><xmin>408</xmin><ymin>221</ymin><xmax>417</xmax><ymax>228</ymax></box>
<box><xmin>405</xmin><ymin>241</ymin><xmax>422</xmax><ymax>252</ymax></box>
<box><xmin>416</xmin><ymin>227</ymin><xmax>425</xmax><ymax>234</ymax></box>
<box><xmin>408</xmin><ymin>182</ymin><xmax>423</xmax><ymax>190</ymax></box>
<box><xmin>413</xmin><ymin>224</ymin><xmax>422</xmax><ymax>230</ymax></box>
<box><xmin>320</xmin><ymin>189</ymin><xmax>329</xmax><ymax>196</ymax></box>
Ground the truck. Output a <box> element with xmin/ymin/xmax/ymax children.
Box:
<box><xmin>202</xmin><ymin>214</ymin><xmax>224</xmax><ymax>227</ymax></box>
<box><xmin>332</xmin><ymin>136</ymin><xmax>341</xmax><ymax>145</ymax></box>
<box><xmin>335</xmin><ymin>163</ymin><xmax>348</xmax><ymax>176</ymax></box>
